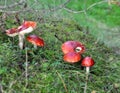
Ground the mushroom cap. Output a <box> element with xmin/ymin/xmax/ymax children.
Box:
<box><xmin>17</xmin><ymin>21</ymin><xmax>37</xmax><ymax>34</ymax></box>
<box><xmin>63</xmin><ymin>52</ymin><xmax>81</xmax><ymax>63</ymax></box>
<box><xmin>61</xmin><ymin>41</ymin><xmax>85</xmax><ymax>54</ymax></box>
<box><xmin>6</xmin><ymin>28</ymin><xmax>18</xmax><ymax>37</ymax></box>
<box><xmin>19</xmin><ymin>21</ymin><xmax>37</xmax><ymax>31</ymax></box>
<box><xmin>6</xmin><ymin>21</ymin><xmax>37</xmax><ymax>36</ymax></box>
<box><xmin>23</xmin><ymin>21</ymin><xmax>37</xmax><ymax>29</ymax></box>
<box><xmin>27</xmin><ymin>35</ymin><xmax>44</xmax><ymax>47</ymax></box>
<box><xmin>81</xmin><ymin>57</ymin><xmax>95</xmax><ymax>67</ymax></box>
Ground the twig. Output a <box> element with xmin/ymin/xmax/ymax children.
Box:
<box><xmin>87</xmin><ymin>0</ymin><xmax>107</xmax><ymax>10</ymax></box>
<box><xmin>32</xmin><ymin>0</ymin><xmax>71</xmax><ymax>13</ymax></box>
<box><xmin>0</xmin><ymin>0</ymin><xmax>107</xmax><ymax>14</ymax></box>
<box><xmin>8</xmin><ymin>49</ymin><xmax>29</xmax><ymax>91</ymax></box>
<box><xmin>64</xmin><ymin>0</ymin><xmax>107</xmax><ymax>14</ymax></box>
<box><xmin>64</xmin><ymin>7</ymin><xmax>85</xmax><ymax>13</ymax></box>
<box><xmin>84</xmin><ymin>72</ymin><xmax>89</xmax><ymax>93</ymax></box>
<box><xmin>0</xmin><ymin>0</ymin><xmax>71</xmax><ymax>14</ymax></box>
<box><xmin>56</xmin><ymin>70</ymin><xmax>68</xmax><ymax>93</ymax></box>
<box><xmin>50</xmin><ymin>0</ymin><xmax>71</xmax><ymax>12</ymax></box>
<box><xmin>0</xmin><ymin>84</ymin><xmax>4</xmax><ymax>93</ymax></box>
<box><xmin>54</xmin><ymin>33</ymin><xmax>64</xmax><ymax>43</ymax></box>
<box><xmin>0</xmin><ymin>8</ymin><xmax>31</xmax><ymax>14</ymax></box>
<box><xmin>25</xmin><ymin>47</ymin><xmax>28</xmax><ymax>87</ymax></box>
<box><xmin>0</xmin><ymin>0</ymin><xmax>25</xmax><ymax>9</ymax></box>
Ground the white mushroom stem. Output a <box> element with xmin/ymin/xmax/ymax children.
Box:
<box><xmin>33</xmin><ymin>44</ymin><xmax>37</xmax><ymax>49</ymax></box>
<box><xmin>75</xmin><ymin>47</ymin><xmax>82</xmax><ymax>52</ymax></box>
<box><xmin>18</xmin><ymin>34</ymin><xmax>25</xmax><ymax>49</ymax></box>
<box><xmin>18</xmin><ymin>27</ymin><xmax>34</xmax><ymax>49</ymax></box>
<box><xmin>86</xmin><ymin>67</ymin><xmax>90</xmax><ymax>74</ymax></box>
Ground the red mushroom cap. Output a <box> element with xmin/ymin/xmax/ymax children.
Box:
<box><xmin>81</xmin><ymin>57</ymin><xmax>95</xmax><ymax>67</ymax></box>
<box><xmin>23</xmin><ymin>21</ymin><xmax>37</xmax><ymax>29</ymax></box>
<box><xmin>61</xmin><ymin>41</ymin><xmax>85</xmax><ymax>54</ymax></box>
<box><xmin>19</xmin><ymin>21</ymin><xmax>37</xmax><ymax>30</ymax></box>
<box><xmin>6</xmin><ymin>28</ymin><xmax>18</xmax><ymax>37</ymax></box>
<box><xmin>6</xmin><ymin>21</ymin><xmax>37</xmax><ymax>36</ymax></box>
<box><xmin>17</xmin><ymin>21</ymin><xmax>37</xmax><ymax>34</ymax></box>
<box><xmin>63</xmin><ymin>52</ymin><xmax>81</xmax><ymax>63</ymax></box>
<box><xmin>27</xmin><ymin>35</ymin><xmax>44</xmax><ymax>47</ymax></box>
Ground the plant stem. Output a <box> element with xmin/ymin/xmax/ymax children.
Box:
<box><xmin>25</xmin><ymin>47</ymin><xmax>28</xmax><ymax>87</ymax></box>
<box><xmin>56</xmin><ymin>71</ymin><xmax>68</xmax><ymax>93</ymax></box>
<box><xmin>84</xmin><ymin>67</ymin><xmax>89</xmax><ymax>93</ymax></box>
<box><xmin>0</xmin><ymin>84</ymin><xmax>4</xmax><ymax>93</ymax></box>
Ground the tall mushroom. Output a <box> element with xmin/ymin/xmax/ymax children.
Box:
<box><xmin>26</xmin><ymin>35</ymin><xmax>44</xmax><ymax>49</ymax></box>
<box><xmin>61</xmin><ymin>41</ymin><xmax>85</xmax><ymax>54</ymax></box>
<box><xmin>6</xmin><ymin>21</ymin><xmax>37</xmax><ymax>49</ymax></box>
<box><xmin>17</xmin><ymin>21</ymin><xmax>37</xmax><ymax>49</ymax></box>
<box><xmin>81</xmin><ymin>56</ymin><xmax>95</xmax><ymax>93</ymax></box>
<box><xmin>63</xmin><ymin>52</ymin><xmax>81</xmax><ymax>63</ymax></box>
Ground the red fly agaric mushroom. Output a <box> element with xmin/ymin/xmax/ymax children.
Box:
<box><xmin>6</xmin><ymin>21</ymin><xmax>37</xmax><ymax>49</ymax></box>
<box><xmin>63</xmin><ymin>52</ymin><xmax>81</xmax><ymax>63</ymax></box>
<box><xmin>27</xmin><ymin>35</ymin><xmax>44</xmax><ymax>49</ymax></box>
<box><xmin>81</xmin><ymin>56</ymin><xmax>95</xmax><ymax>93</ymax></box>
<box><xmin>81</xmin><ymin>56</ymin><xmax>95</xmax><ymax>74</ymax></box>
<box><xmin>61</xmin><ymin>41</ymin><xmax>85</xmax><ymax>54</ymax></box>
<box><xmin>6</xmin><ymin>21</ymin><xmax>37</xmax><ymax>37</ymax></box>
<box><xmin>17</xmin><ymin>21</ymin><xmax>37</xmax><ymax>49</ymax></box>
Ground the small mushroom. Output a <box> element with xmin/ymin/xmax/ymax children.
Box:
<box><xmin>27</xmin><ymin>35</ymin><xmax>44</xmax><ymax>49</ymax></box>
<box><xmin>6</xmin><ymin>21</ymin><xmax>37</xmax><ymax>49</ymax></box>
<box><xmin>81</xmin><ymin>56</ymin><xmax>95</xmax><ymax>74</ymax></box>
<box><xmin>81</xmin><ymin>57</ymin><xmax>95</xmax><ymax>93</ymax></box>
<box><xmin>63</xmin><ymin>52</ymin><xmax>81</xmax><ymax>63</ymax></box>
<box><xmin>61</xmin><ymin>41</ymin><xmax>85</xmax><ymax>54</ymax></box>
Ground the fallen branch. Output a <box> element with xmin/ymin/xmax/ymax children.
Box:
<box><xmin>56</xmin><ymin>70</ymin><xmax>68</xmax><ymax>93</ymax></box>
